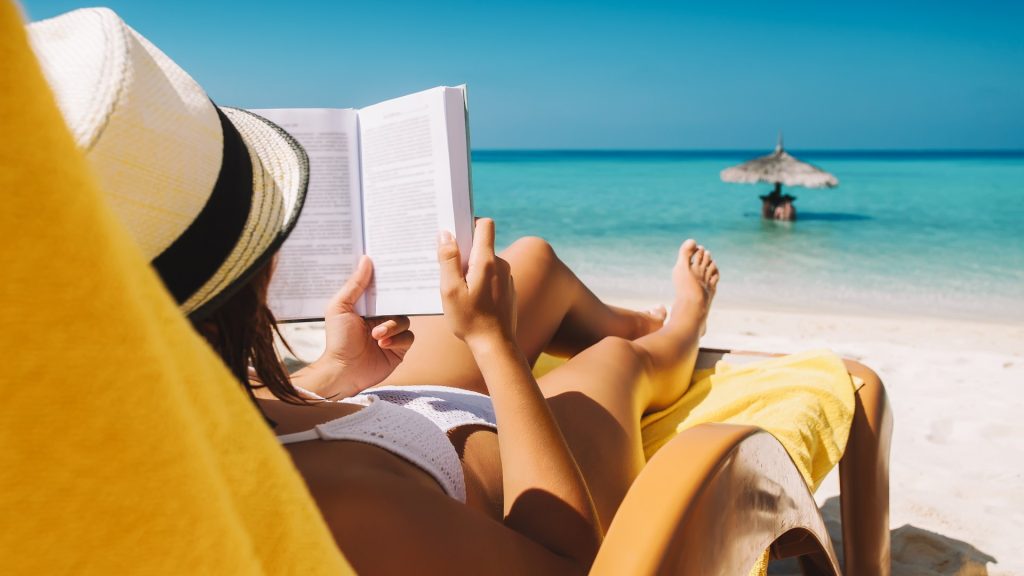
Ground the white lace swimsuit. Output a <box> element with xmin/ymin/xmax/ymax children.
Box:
<box><xmin>276</xmin><ymin>386</ymin><xmax>496</xmax><ymax>503</ymax></box>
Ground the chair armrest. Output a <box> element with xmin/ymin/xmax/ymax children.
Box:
<box><xmin>590</xmin><ymin>424</ymin><xmax>840</xmax><ymax>576</ymax></box>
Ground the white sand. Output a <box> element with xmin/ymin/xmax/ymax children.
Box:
<box><xmin>279</xmin><ymin>305</ymin><xmax>1024</xmax><ymax>575</ymax></box>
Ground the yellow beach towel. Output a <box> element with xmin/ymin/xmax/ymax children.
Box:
<box><xmin>640</xmin><ymin>348</ymin><xmax>856</xmax><ymax>492</ymax></box>
<box><xmin>0</xmin><ymin>4</ymin><xmax>352</xmax><ymax>574</ymax></box>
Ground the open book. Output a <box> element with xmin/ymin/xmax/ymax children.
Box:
<box><xmin>253</xmin><ymin>86</ymin><xmax>473</xmax><ymax>320</ymax></box>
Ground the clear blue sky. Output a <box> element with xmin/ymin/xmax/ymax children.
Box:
<box><xmin>22</xmin><ymin>1</ymin><xmax>1024</xmax><ymax>149</ymax></box>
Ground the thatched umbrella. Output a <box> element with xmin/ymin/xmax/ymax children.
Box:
<box><xmin>720</xmin><ymin>135</ymin><xmax>838</xmax><ymax>220</ymax></box>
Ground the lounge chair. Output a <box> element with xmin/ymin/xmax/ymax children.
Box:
<box><xmin>587</xmin><ymin>348</ymin><xmax>893</xmax><ymax>575</ymax></box>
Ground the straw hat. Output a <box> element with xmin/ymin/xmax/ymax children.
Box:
<box><xmin>27</xmin><ymin>7</ymin><xmax>308</xmax><ymax>319</ymax></box>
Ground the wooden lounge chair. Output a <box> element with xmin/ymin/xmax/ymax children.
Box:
<box><xmin>589</xmin><ymin>348</ymin><xmax>893</xmax><ymax>576</ymax></box>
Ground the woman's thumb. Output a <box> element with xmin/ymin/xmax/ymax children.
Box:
<box><xmin>437</xmin><ymin>230</ymin><xmax>464</xmax><ymax>297</ymax></box>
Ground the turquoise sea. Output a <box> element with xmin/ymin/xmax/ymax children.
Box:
<box><xmin>471</xmin><ymin>151</ymin><xmax>1024</xmax><ymax>323</ymax></box>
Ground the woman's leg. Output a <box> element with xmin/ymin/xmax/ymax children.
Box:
<box><xmin>540</xmin><ymin>240</ymin><xmax>718</xmax><ymax>529</ymax></box>
<box><xmin>379</xmin><ymin>236</ymin><xmax>665</xmax><ymax>392</ymax></box>
<box><xmin>839</xmin><ymin>360</ymin><xmax>893</xmax><ymax>576</ymax></box>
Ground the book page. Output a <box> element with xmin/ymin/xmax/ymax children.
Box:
<box><xmin>251</xmin><ymin>108</ymin><xmax>364</xmax><ymax>320</ymax></box>
<box><xmin>357</xmin><ymin>87</ymin><xmax>472</xmax><ymax>316</ymax></box>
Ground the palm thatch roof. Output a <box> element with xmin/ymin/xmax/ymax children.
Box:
<box><xmin>720</xmin><ymin>136</ymin><xmax>838</xmax><ymax>189</ymax></box>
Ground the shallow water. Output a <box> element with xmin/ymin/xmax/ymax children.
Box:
<box><xmin>472</xmin><ymin>151</ymin><xmax>1024</xmax><ymax>323</ymax></box>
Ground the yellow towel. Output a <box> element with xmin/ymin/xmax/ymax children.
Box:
<box><xmin>640</xmin><ymin>348</ymin><xmax>856</xmax><ymax>492</ymax></box>
<box><xmin>0</xmin><ymin>4</ymin><xmax>352</xmax><ymax>574</ymax></box>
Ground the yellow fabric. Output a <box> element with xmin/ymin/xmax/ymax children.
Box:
<box><xmin>0</xmin><ymin>4</ymin><xmax>353</xmax><ymax>574</ymax></box>
<box><xmin>638</xmin><ymin>348</ymin><xmax>855</xmax><ymax>492</ymax></box>
<box><xmin>749</xmin><ymin>551</ymin><xmax>771</xmax><ymax>576</ymax></box>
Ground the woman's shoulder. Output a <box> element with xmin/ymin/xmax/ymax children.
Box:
<box><xmin>257</xmin><ymin>397</ymin><xmax>364</xmax><ymax>435</ymax></box>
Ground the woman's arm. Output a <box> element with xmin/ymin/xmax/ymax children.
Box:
<box><xmin>437</xmin><ymin>219</ymin><xmax>602</xmax><ymax>567</ymax></box>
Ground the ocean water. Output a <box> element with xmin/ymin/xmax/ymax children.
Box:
<box><xmin>471</xmin><ymin>151</ymin><xmax>1024</xmax><ymax>323</ymax></box>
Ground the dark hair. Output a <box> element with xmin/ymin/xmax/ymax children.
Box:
<box><xmin>192</xmin><ymin>261</ymin><xmax>310</xmax><ymax>415</ymax></box>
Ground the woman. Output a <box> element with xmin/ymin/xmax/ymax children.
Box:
<box><xmin>254</xmin><ymin>224</ymin><xmax>716</xmax><ymax>573</ymax></box>
<box><xmin>32</xmin><ymin>8</ymin><xmax>718</xmax><ymax>574</ymax></box>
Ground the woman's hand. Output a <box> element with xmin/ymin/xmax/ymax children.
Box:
<box><xmin>437</xmin><ymin>218</ymin><xmax>516</xmax><ymax>350</ymax></box>
<box><xmin>296</xmin><ymin>256</ymin><xmax>413</xmax><ymax>397</ymax></box>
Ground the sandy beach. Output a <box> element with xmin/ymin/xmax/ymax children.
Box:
<box><xmin>280</xmin><ymin>303</ymin><xmax>1024</xmax><ymax>575</ymax></box>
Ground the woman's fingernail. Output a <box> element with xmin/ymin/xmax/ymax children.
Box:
<box><xmin>437</xmin><ymin>230</ymin><xmax>454</xmax><ymax>245</ymax></box>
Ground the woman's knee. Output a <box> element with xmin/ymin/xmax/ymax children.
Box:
<box><xmin>843</xmin><ymin>358</ymin><xmax>892</xmax><ymax>428</ymax></box>
<box><xmin>552</xmin><ymin>336</ymin><xmax>650</xmax><ymax>413</ymax></box>
<box><xmin>843</xmin><ymin>358</ymin><xmax>884</xmax><ymax>391</ymax></box>
<box><xmin>503</xmin><ymin>236</ymin><xmax>559</xmax><ymax>268</ymax></box>
<box><xmin>587</xmin><ymin>336</ymin><xmax>650</xmax><ymax>376</ymax></box>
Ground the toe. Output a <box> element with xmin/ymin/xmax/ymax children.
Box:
<box><xmin>705</xmin><ymin>262</ymin><xmax>717</xmax><ymax>284</ymax></box>
<box><xmin>700</xmin><ymin>249</ymin><xmax>712</xmax><ymax>270</ymax></box>
<box><xmin>678</xmin><ymin>239</ymin><xmax>698</xmax><ymax>265</ymax></box>
<box><xmin>692</xmin><ymin>248</ymin><xmax>707</xmax><ymax>274</ymax></box>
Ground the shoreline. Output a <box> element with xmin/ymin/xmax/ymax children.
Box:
<box><xmin>590</xmin><ymin>283</ymin><xmax>1024</xmax><ymax>331</ymax></box>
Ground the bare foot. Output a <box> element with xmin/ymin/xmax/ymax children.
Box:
<box><xmin>631</xmin><ymin>239</ymin><xmax>720</xmax><ymax>411</ymax></box>
<box><xmin>608</xmin><ymin>304</ymin><xmax>667</xmax><ymax>339</ymax></box>
<box><xmin>549</xmin><ymin>297</ymin><xmax>667</xmax><ymax>358</ymax></box>
<box><xmin>644</xmin><ymin>305</ymin><xmax>669</xmax><ymax>330</ymax></box>
<box><xmin>669</xmin><ymin>239</ymin><xmax>719</xmax><ymax>335</ymax></box>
